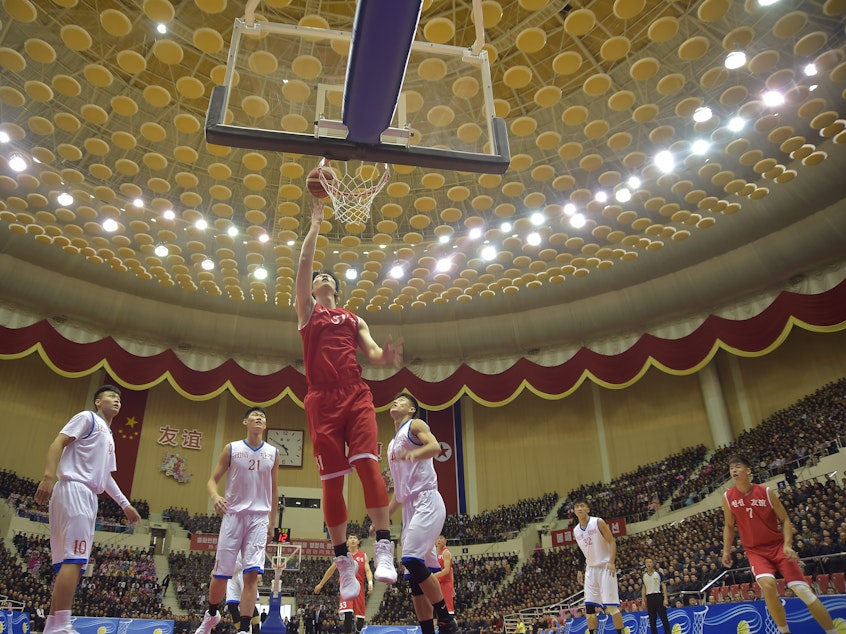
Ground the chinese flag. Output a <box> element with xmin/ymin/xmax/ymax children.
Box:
<box><xmin>107</xmin><ymin>375</ymin><xmax>148</xmax><ymax>497</ymax></box>
<box><xmin>423</xmin><ymin>404</ymin><xmax>463</xmax><ymax>515</ymax></box>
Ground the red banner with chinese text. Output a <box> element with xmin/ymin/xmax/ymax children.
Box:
<box><xmin>107</xmin><ymin>375</ymin><xmax>148</xmax><ymax>498</ymax></box>
<box><xmin>551</xmin><ymin>517</ymin><xmax>627</xmax><ymax>546</ymax></box>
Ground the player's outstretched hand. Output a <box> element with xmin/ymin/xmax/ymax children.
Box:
<box><xmin>721</xmin><ymin>551</ymin><xmax>733</xmax><ymax>568</ymax></box>
<box><xmin>34</xmin><ymin>477</ymin><xmax>54</xmax><ymax>505</ymax></box>
<box><xmin>124</xmin><ymin>505</ymin><xmax>141</xmax><ymax>524</ymax></box>
<box><xmin>310</xmin><ymin>199</ymin><xmax>324</xmax><ymax>225</ymax></box>
<box><xmin>784</xmin><ymin>545</ymin><xmax>798</xmax><ymax>562</ymax></box>
<box><xmin>382</xmin><ymin>335</ymin><xmax>404</xmax><ymax>369</ymax></box>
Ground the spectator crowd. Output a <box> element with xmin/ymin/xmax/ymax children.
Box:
<box><xmin>0</xmin><ymin>376</ymin><xmax>843</xmax><ymax>634</ymax></box>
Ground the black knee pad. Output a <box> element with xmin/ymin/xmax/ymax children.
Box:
<box><xmin>402</xmin><ymin>558</ymin><xmax>432</xmax><ymax>584</ymax></box>
<box><xmin>584</xmin><ymin>604</ymin><xmax>597</xmax><ymax>615</ymax></box>
<box><xmin>409</xmin><ymin>578</ymin><xmax>424</xmax><ymax>596</ymax></box>
<box><xmin>343</xmin><ymin>612</ymin><xmax>354</xmax><ymax>634</ymax></box>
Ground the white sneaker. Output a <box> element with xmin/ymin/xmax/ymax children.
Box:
<box><xmin>334</xmin><ymin>552</ymin><xmax>361</xmax><ymax>600</ymax></box>
<box><xmin>194</xmin><ymin>611</ymin><xmax>221</xmax><ymax>634</ymax></box>
<box><xmin>373</xmin><ymin>539</ymin><xmax>397</xmax><ymax>584</ymax></box>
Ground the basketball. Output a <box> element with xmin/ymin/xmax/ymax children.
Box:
<box><xmin>307</xmin><ymin>165</ymin><xmax>333</xmax><ymax>199</ymax></box>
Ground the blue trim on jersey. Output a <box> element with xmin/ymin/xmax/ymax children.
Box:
<box><xmin>213</xmin><ymin>574</ymin><xmax>234</xmax><ymax>580</ymax></box>
<box><xmin>82</xmin><ymin>412</ymin><xmax>96</xmax><ymax>439</ymax></box>
<box><xmin>54</xmin><ymin>558</ymin><xmax>87</xmax><ymax>572</ymax></box>
<box><xmin>453</xmin><ymin>401</ymin><xmax>466</xmax><ymax>515</ymax></box>
<box><xmin>242</xmin><ymin>565</ymin><xmax>263</xmax><ymax>574</ymax></box>
<box><xmin>405</xmin><ymin>421</ymin><xmax>424</xmax><ymax>446</ymax></box>
<box><xmin>244</xmin><ymin>440</ymin><xmax>265</xmax><ymax>452</ymax></box>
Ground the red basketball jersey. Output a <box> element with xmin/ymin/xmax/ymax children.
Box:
<box><xmin>437</xmin><ymin>547</ymin><xmax>454</xmax><ymax>585</ymax></box>
<box><xmin>300</xmin><ymin>304</ymin><xmax>363</xmax><ymax>389</ymax></box>
<box><xmin>353</xmin><ymin>549</ymin><xmax>367</xmax><ymax>586</ymax></box>
<box><xmin>725</xmin><ymin>483</ymin><xmax>783</xmax><ymax>549</ymax></box>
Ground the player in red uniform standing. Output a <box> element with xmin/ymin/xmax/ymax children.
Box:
<box><xmin>434</xmin><ymin>535</ymin><xmax>455</xmax><ymax>617</ymax></box>
<box><xmin>722</xmin><ymin>454</ymin><xmax>838</xmax><ymax>634</ymax></box>
<box><xmin>314</xmin><ymin>535</ymin><xmax>372</xmax><ymax>634</ymax></box>
<box><xmin>296</xmin><ymin>200</ymin><xmax>402</xmax><ymax>600</ymax></box>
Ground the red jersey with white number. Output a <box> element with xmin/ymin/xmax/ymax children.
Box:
<box><xmin>338</xmin><ymin>549</ymin><xmax>367</xmax><ymax>616</ymax></box>
<box><xmin>725</xmin><ymin>483</ymin><xmax>782</xmax><ymax>549</ymax></box>
<box><xmin>300</xmin><ymin>303</ymin><xmax>363</xmax><ymax>389</ymax></box>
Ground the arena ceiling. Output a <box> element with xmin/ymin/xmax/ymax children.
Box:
<box><xmin>1</xmin><ymin>0</ymin><xmax>845</xmax><ymax>370</ymax></box>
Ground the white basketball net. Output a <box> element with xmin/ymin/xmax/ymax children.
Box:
<box><xmin>318</xmin><ymin>159</ymin><xmax>390</xmax><ymax>225</ymax></box>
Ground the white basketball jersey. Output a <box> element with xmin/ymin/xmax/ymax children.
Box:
<box><xmin>388</xmin><ymin>419</ymin><xmax>438</xmax><ymax>504</ymax></box>
<box><xmin>225</xmin><ymin>440</ymin><xmax>277</xmax><ymax>514</ymax></box>
<box><xmin>57</xmin><ymin>411</ymin><xmax>117</xmax><ymax>494</ymax></box>
<box><xmin>573</xmin><ymin>516</ymin><xmax>612</xmax><ymax>567</ymax></box>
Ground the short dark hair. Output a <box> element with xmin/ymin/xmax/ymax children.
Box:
<box><xmin>245</xmin><ymin>406</ymin><xmax>267</xmax><ymax>418</ymax></box>
<box><xmin>312</xmin><ymin>270</ymin><xmax>341</xmax><ymax>300</ymax></box>
<box><xmin>573</xmin><ymin>498</ymin><xmax>589</xmax><ymax>507</ymax></box>
<box><xmin>395</xmin><ymin>392</ymin><xmax>419</xmax><ymax>415</ymax></box>
<box><xmin>93</xmin><ymin>384</ymin><xmax>121</xmax><ymax>404</ymax></box>
<box><xmin>728</xmin><ymin>454</ymin><xmax>751</xmax><ymax>467</ymax></box>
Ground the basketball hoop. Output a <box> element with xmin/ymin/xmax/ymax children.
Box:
<box><xmin>318</xmin><ymin>158</ymin><xmax>390</xmax><ymax>225</ymax></box>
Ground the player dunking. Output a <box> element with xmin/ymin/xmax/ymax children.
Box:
<box><xmin>194</xmin><ymin>407</ymin><xmax>279</xmax><ymax>634</ymax></box>
<box><xmin>314</xmin><ymin>535</ymin><xmax>373</xmax><ymax>634</ymax></box>
<box><xmin>434</xmin><ymin>535</ymin><xmax>455</xmax><ymax>616</ymax></box>
<box><xmin>722</xmin><ymin>454</ymin><xmax>838</xmax><ymax>634</ymax></box>
<box><xmin>35</xmin><ymin>385</ymin><xmax>141</xmax><ymax>634</ymax></box>
<box><xmin>572</xmin><ymin>500</ymin><xmax>625</xmax><ymax>634</ymax></box>
<box><xmin>295</xmin><ymin>199</ymin><xmax>401</xmax><ymax>599</ymax></box>
<box><xmin>387</xmin><ymin>392</ymin><xmax>459</xmax><ymax>634</ymax></box>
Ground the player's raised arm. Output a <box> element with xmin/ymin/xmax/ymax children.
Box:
<box><xmin>295</xmin><ymin>200</ymin><xmax>325</xmax><ymax>327</ymax></box>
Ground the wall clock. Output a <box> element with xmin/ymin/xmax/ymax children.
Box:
<box><xmin>267</xmin><ymin>429</ymin><xmax>304</xmax><ymax>467</ymax></box>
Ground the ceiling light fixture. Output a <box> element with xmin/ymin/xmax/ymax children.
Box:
<box><xmin>691</xmin><ymin>139</ymin><xmax>711</xmax><ymax>155</ymax></box>
<box><xmin>253</xmin><ymin>266</ymin><xmax>268</xmax><ymax>280</ymax></box>
<box><xmin>468</xmin><ymin>227</ymin><xmax>482</xmax><ymax>239</ymax></box>
<box><xmin>693</xmin><ymin>107</ymin><xmax>712</xmax><ymax>122</ymax></box>
<box><xmin>530</xmin><ymin>211</ymin><xmax>544</xmax><ymax>225</ymax></box>
<box><xmin>0</xmin><ymin>131</ymin><xmax>10</xmax><ymax>143</ymax></box>
<box><xmin>500</xmin><ymin>221</ymin><xmax>512</xmax><ymax>232</ymax></box>
<box><xmin>594</xmin><ymin>191</ymin><xmax>607</xmax><ymax>203</ymax></box>
<box><xmin>389</xmin><ymin>265</ymin><xmax>404</xmax><ymax>279</ymax></box>
<box><xmin>804</xmin><ymin>63</ymin><xmax>817</xmax><ymax>76</ymax></box>
<box><xmin>345</xmin><ymin>268</ymin><xmax>357</xmax><ymax>280</ymax></box>
<box><xmin>154</xmin><ymin>244</ymin><xmax>169</xmax><ymax>257</ymax></box>
<box><xmin>8</xmin><ymin>154</ymin><xmax>27</xmax><ymax>172</ymax></box>
<box><xmin>132</xmin><ymin>198</ymin><xmax>143</xmax><ymax>208</ymax></box>
<box><xmin>728</xmin><ymin>116</ymin><xmax>746</xmax><ymax>132</ymax></box>
<box><xmin>481</xmin><ymin>245</ymin><xmax>496</xmax><ymax>261</ymax></box>
<box><xmin>570</xmin><ymin>214</ymin><xmax>586</xmax><ymax>229</ymax></box>
<box><xmin>195</xmin><ymin>218</ymin><xmax>208</xmax><ymax>230</ymax></box>
<box><xmin>627</xmin><ymin>176</ymin><xmax>641</xmax><ymax>189</ymax></box>
<box><xmin>156</xmin><ymin>24</ymin><xmax>167</xmax><ymax>34</ymax></box>
<box><xmin>725</xmin><ymin>51</ymin><xmax>746</xmax><ymax>70</ymax></box>
<box><xmin>762</xmin><ymin>90</ymin><xmax>784</xmax><ymax>107</ymax></box>
<box><xmin>438</xmin><ymin>235</ymin><xmax>449</xmax><ymax>244</ymax></box>
<box><xmin>654</xmin><ymin>150</ymin><xmax>675</xmax><ymax>174</ymax></box>
<box><xmin>436</xmin><ymin>258</ymin><xmax>451</xmax><ymax>272</ymax></box>
<box><xmin>259</xmin><ymin>233</ymin><xmax>269</xmax><ymax>243</ymax></box>
<box><xmin>163</xmin><ymin>209</ymin><xmax>175</xmax><ymax>220</ymax></box>
<box><xmin>57</xmin><ymin>192</ymin><xmax>74</xmax><ymax>206</ymax></box>
<box><xmin>201</xmin><ymin>258</ymin><xmax>215</xmax><ymax>271</ymax></box>
<box><xmin>615</xmin><ymin>187</ymin><xmax>632</xmax><ymax>203</ymax></box>
<box><xmin>563</xmin><ymin>203</ymin><xmax>576</xmax><ymax>216</ymax></box>
<box><xmin>526</xmin><ymin>232</ymin><xmax>541</xmax><ymax>246</ymax></box>
<box><xmin>102</xmin><ymin>218</ymin><xmax>118</xmax><ymax>232</ymax></box>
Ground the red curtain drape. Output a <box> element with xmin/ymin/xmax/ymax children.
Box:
<box><xmin>2</xmin><ymin>279</ymin><xmax>845</xmax><ymax>409</ymax></box>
